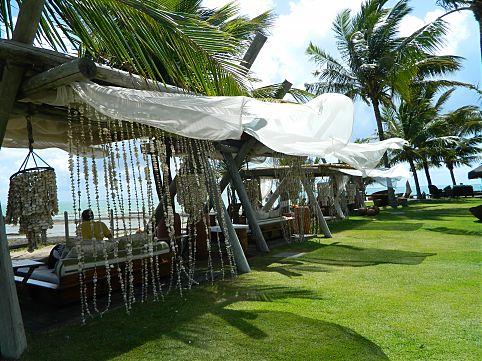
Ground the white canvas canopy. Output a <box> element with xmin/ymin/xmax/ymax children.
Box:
<box><xmin>333</xmin><ymin>163</ymin><xmax>412</xmax><ymax>182</ymax></box>
<box><xmin>7</xmin><ymin>81</ymin><xmax>406</xmax><ymax>174</ymax></box>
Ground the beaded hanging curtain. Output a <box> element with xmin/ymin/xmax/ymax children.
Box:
<box><xmin>6</xmin><ymin>116</ymin><xmax>59</xmax><ymax>252</ymax></box>
<box><xmin>65</xmin><ymin>104</ymin><xmax>238</xmax><ymax>323</ymax></box>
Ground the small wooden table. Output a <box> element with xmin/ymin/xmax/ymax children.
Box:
<box><xmin>12</xmin><ymin>259</ymin><xmax>44</xmax><ymax>284</ymax></box>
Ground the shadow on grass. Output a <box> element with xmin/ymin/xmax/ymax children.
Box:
<box><xmin>329</xmin><ymin>218</ymin><xmax>424</xmax><ymax>233</ymax></box>
<box><xmin>426</xmin><ymin>227</ymin><xmax>482</xmax><ymax>237</ymax></box>
<box><xmin>299</xmin><ymin>242</ymin><xmax>435</xmax><ymax>267</ymax></box>
<box><xmin>246</xmin><ymin>241</ymin><xmax>434</xmax><ymax>276</ymax></box>
<box><xmin>20</xmin><ymin>281</ymin><xmax>389</xmax><ymax>361</ymax></box>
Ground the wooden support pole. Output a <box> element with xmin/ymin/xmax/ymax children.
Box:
<box><xmin>0</xmin><ymin>1</ymin><xmax>46</xmax><ymax>358</ymax></box>
<box><xmin>241</xmin><ymin>33</ymin><xmax>267</xmax><ymax>73</ymax></box>
<box><xmin>0</xmin><ymin>204</ymin><xmax>27</xmax><ymax>359</ymax></box>
<box><xmin>222</xmin><ymin>151</ymin><xmax>270</xmax><ymax>253</ymax></box>
<box><xmin>218</xmin><ymin>137</ymin><xmax>258</xmax><ymax>192</ymax></box>
<box><xmin>20</xmin><ymin>57</ymin><xmax>97</xmax><ymax>98</ymax></box>
<box><xmin>274</xmin><ymin>79</ymin><xmax>292</xmax><ymax>100</ymax></box>
<box><xmin>261</xmin><ymin>176</ymin><xmax>288</xmax><ymax>212</ymax></box>
<box><xmin>0</xmin><ymin>1</ymin><xmax>47</xmax><ymax>148</ymax></box>
<box><xmin>64</xmin><ymin>211</ymin><xmax>69</xmax><ymax>243</ymax></box>
<box><xmin>301</xmin><ymin>178</ymin><xmax>332</xmax><ymax>238</ymax></box>
<box><xmin>211</xmin><ymin>188</ymin><xmax>251</xmax><ymax>274</ymax></box>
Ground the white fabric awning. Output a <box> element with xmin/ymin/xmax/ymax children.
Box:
<box><xmin>6</xmin><ymin>81</ymin><xmax>407</xmax><ymax>174</ymax></box>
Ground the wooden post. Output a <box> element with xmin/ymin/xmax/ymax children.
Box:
<box><xmin>0</xmin><ymin>1</ymin><xmax>47</xmax><ymax>359</ymax></box>
<box><xmin>64</xmin><ymin>211</ymin><xmax>69</xmax><ymax>243</ymax></box>
<box><xmin>0</xmin><ymin>0</ymin><xmax>47</xmax><ymax>148</ymax></box>
<box><xmin>212</xmin><ymin>190</ymin><xmax>251</xmax><ymax>274</ymax></box>
<box><xmin>222</xmin><ymin>151</ymin><xmax>270</xmax><ymax>253</ymax></box>
<box><xmin>218</xmin><ymin>137</ymin><xmax>258</xmax><ymax>195</ymax></box>
<box><xmin>261</xmin><ymin>176</ymin><xmax>288</xmax><ymax>212</ymax></box>
<box><xmin>301</xmin><ymin>178</ymin><xmax>332</xmax><ymax>238</ymax></box>
<box><xmin>274</xmin><ymin>79</ymin><xmax>292</xmax><ymax>100</ymax></box>
<box><xmin>241</xmin><ymin>33</ymin><xmax>267</xmax><ymax>73</ymax></box>
<box><xmin>0</xmin><ymin>204</ymin><xmax>27</xmax><ymax>359</ymax></box>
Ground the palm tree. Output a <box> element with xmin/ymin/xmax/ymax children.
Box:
<box><xmin>437</xmin><ymin>106</ymin><xmax>482</xmax><ymax>184</ymax></box>
<box><xmin>436</xmin><ymin>0</ymin><xmax>482</xmax><ymax>59</ymax></box>
<box><xmin>384</xmin><ymin>89</ymin><xmax>444</xmax><ymax>199</ymax></box>
<box><xmin>305</xmin><ymin>0</ymin><xmax>460</xmax><ymax>205</ymax></box>
<box><xmin>0</xmin><ymin>0</ymin><xmax>273</xmax><ymax>96</ymax></box>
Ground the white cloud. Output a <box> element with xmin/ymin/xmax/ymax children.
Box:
<box><xmin>399</xmin><ymin>9</ymin><xmax>472</xmax><ymax>56</ymax></box>
<box><xmin>247</xmin><ymin>0</ymin><xmax>361</xmax><ymax>88</ymax></box>
<box><xmin>203</xmin><ymin>0</ymin><xmax>275</xmax><ymax>18</ymax></box>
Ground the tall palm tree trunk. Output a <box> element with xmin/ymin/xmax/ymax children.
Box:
<box><xmin>408</xmin><ymin>157</ymin><xmax>422</xmax><ymax>199</ymax></box>
<box><xmin>372</xmin><ymin>97</ymin><xmax>397</xmax><ymax>206</ymax></box>
<box><xmin>447</xmin><ymin>162</ymin><xmax>457</xmax><ymax>185</ymax></box>
<box><xmin>422</xmin><ymin>160</ymin><xmax>433</xmax><ymax>187</ymax></box>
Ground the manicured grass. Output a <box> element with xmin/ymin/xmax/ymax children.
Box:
<box><xmin>20</xmin><ymin>199</ymin><xmax>481</xmax><ymax>361</ymax></box>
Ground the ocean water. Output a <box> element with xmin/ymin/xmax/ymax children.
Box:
<box><xmin>366</xmin><ymin>183</ymin><xmax>482</xmax><ymax>196</ymax></box>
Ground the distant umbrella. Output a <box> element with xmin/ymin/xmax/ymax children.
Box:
<box><xmin>468</xmin><ymin>165</ymin><xmax>482</xmax><ymax>179</ymax></box>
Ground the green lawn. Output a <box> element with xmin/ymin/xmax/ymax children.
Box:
<box><xmin>20</xmin><ymin>199</ymin><xmax>481</xmax><ymax>361</ymax></box>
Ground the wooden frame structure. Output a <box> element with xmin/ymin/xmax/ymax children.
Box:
<box><xmin>0</xmin><ymin>2</ymin><xmax>271</xmax><ymax>358</ymax></box>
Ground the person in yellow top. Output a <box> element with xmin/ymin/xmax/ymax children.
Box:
<box><xmin>78</xmin><ymin>209</ymin><xmax>113</xmax><ymax>240</ymax></box>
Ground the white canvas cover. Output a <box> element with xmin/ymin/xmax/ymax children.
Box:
<box><xmin>6</xmin><ymin>81</ymin><xmax>407</xmax><ymax>175</ymax></box>
<box><xmin>332</xmin><ymin>164</ymin><xmax>411</xmax><ymax>181</ymax></box>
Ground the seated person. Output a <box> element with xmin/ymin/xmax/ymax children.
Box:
<box><xmin>48</xmin><ymin>209</ymin><xmax>112</xmax><ymax>268</ymax></box>
<box><xmin>78</xmin><ymin>209</ymin><xmax>113</xmax><ymax>241</ymax></box>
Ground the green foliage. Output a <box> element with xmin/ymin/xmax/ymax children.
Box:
<box><xmin>304</xmin><ymin>0</ymin><xmax>463</xmax><ymax>146</ymax></box>
<box><xmin>0</xmin><ymin>0</ymin><xmax>274</xmax><ymax>96</ymax></box>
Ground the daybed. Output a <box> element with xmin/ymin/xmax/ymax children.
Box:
<box><xmin>452</xmin><ymin>185</ymin><xmax>474</xmax><ymax>197</ymax></box>
<box><xmin>14</xmin><ymin>234</ymin><xmax>171</xmax><ymax>305</ymax></box>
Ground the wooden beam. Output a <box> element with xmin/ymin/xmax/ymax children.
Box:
<box><xmin>219</xmin><ymin>137</ymin><xmax>258</xmax><ymax>192</ymax></box>
<box><xmin>241</xmin><ymin>32</ymin><xmax>267</xmax><ymax>72</ymax></box>
<box><xmin>0</xmin><ymin>41</ymin><xmax>188</xmax><ymax>94</ymax></box>
<box><xmin>275</xmin><ymin>79</ymin><xmax>292</xmax><ymax>100</ymax></box>
<box><xmin>214</xmin><ymin>142</ymin><xmax>239</xmax><ymax>154</ymax></box>
<box><xmin>223</xmin><ymin>151</ymin><xmax>270</xmax><ymax>253</ymax></box>
<box><xmin>20</xmin><ymin>57</ymin><xmax>96</xmax><ymax>98</ymax></box>
<box><xmin>94</xmin><ymin>63</ymin><xmax>188</xmax><ymax>94</ymax></box>
<box><xmin>240</xmin><ymin>164</ymin><xmax>352</xmax><ymax>178</ymax></box>
<box><xmin>0</xmin><ymin>1</ymin><xmax>47</xmax><ymax>148</ymax></box>
<box><xmin>0</xmin><ymin>1</ymin><xmax>46</xmax><ymax>358</ymax></box>
<box><xmin>0</xmin><ymin>39</ymin><xmax>74</xmax><ymax>68</ymax></box>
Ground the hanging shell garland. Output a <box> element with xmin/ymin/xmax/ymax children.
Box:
<box><xmin>244</xmin><ymin>179</ymin><xmax>260</xmax><ymax>207</ymax></box>
<box><xmin>6</xmin><ymin>168</ymin><xmax>59</xmax><ymax>251</ymax></box>
<box><xmin>177</xmin><ymin>172</ymin><xmax>207</xmax><ymax>222</ymax></box>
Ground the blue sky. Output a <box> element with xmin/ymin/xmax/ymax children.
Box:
<box><xmin>0</xmin><ymin>0</ymin><xmax>481</xmax><ymax>207</ymax></box>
